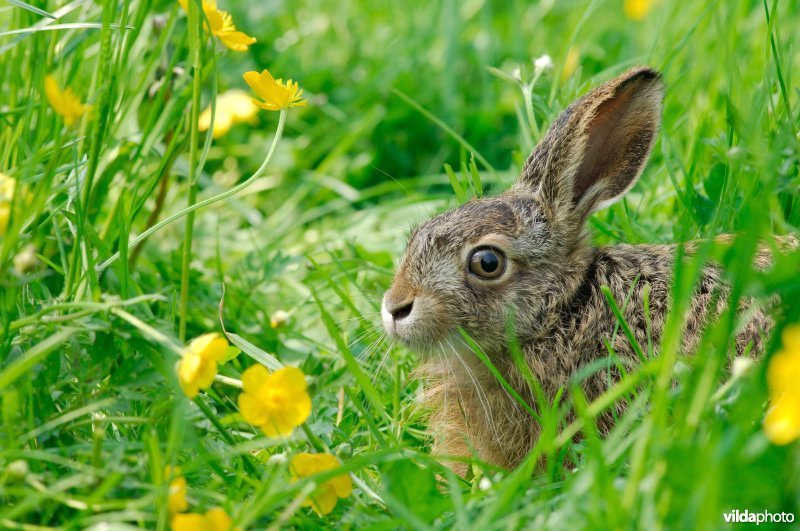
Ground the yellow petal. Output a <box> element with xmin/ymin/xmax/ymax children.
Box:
<box><xmin>241</xmin><ymin>364</ymin><xmax>269</xmax><ymax>394</ymax></box>
<box><xmin>290</xmin><ymin>453</ymin><xmax>337</xmax><ymax>477</ymax></box>
<box><xmin>205</xmin><ymin>507</ymin><xmax>233</xmax><ymax>531</ymax></box>
<box><xmin>205</xmin><ymin>8</ymin><xmax>227</xmax><ymax>34</ymax></box>
<box><xmin>188</xmin><ymin>333</ymin><xmax>229</xmax><ymax>361</ymax></box>
<box><xmin>199</xmin><ymin>90</ymin><xmax>257</xmax><ymax>138</ymax></box>
<box><xmin>251</xmin><ymin>99</ymin><xmax>280</xmax><ymax>111</ymax></box>
<box><xmin>178</xmin><ymin>352</ymin><xmax>203</xmax><ymax>384</ymax></box>
<box><xmin>765</xmin><ymin>393</ymin><xmax>800</xmax><ymax>445</ymax></box>
<box><xmin>0</xmin><ymin>205</ymin><xmax>9</xmax><ymax>235</ymax></box>
<box><xmin>767</xmin><ymin>349</ymin><xmax>800</xmax><ymax>392</ymax></box>
<box><xmin>217</xmin><ymin>30</ymin><xmax>256</xmax><ymax>52</ymax></box>
<box><xmin>198</xmin><ymin>105</ymin><xmax>213</xmax><ymax>132</ymax></box>
<box><xmin>282</xmin><ymin>391</ymin><xmax>312</xmax><ymax>426</ymax></box>
<box><xmin>168</xmin><ymin>476</ymin><xmax>188</xmax><ymax>514</ymax></box>
<box><xmin>197</xmin><ymin>90</ymin><xmax>258</xmax><ymax>138</ymax></box>
<box><xmin>179</xmin><ymin>378</ymin><xmax>200</xmax><ymax>399</ymax></box>
<box><xmin>212</xmin><ymin>113</ymin><xmax>235</xmax><ymax>138</ymax></box>
<box><xmin>308</xmin><ymin>485</ymin><xmax>338</xmax><ymax>516</ymax></box>
<box><xmin>260</xmin><ymin>413</ymin><xmax>295</xmax><ymax>438</ymax></box>
<box><xmin>238</xmin><ymin>392</ymin><xmax>269</xmax><ymax>425</ymax></box>
<box><xmin>44</xmin><ymin>76</ymin><xmax>63</xmax><ymax>112</ymax></box>
<box><xmin>171</xmin><ymin>513</ymin><xmax>208</xmax><ymax>531</ymax></box>
<box><xmin>623</xmin><ymin>0</ymin><xmax>653</xmax><ymax>21</ymax></box>
<box><xmin>328</xmin><ymin>472</ymin><xmax>353</xmax><ymax>499</ymax></box>
<box><xmin>242</xmin><ymin>71</ymin><xmax>268</xmax><ymax>100</ymax></box>
<box><xmin>195</xmin><ymin>358</ymin><xmax>218</xmax><ymax>389</ymax></box>
<box><xmin>224</xmin><ymin>90</ymin><xmax>259</xmax><ymax>122</ymax></box>
<box><xmin>270</xmin><ymin>366</ymin><xmax>307</xmax><ymax>393</ymax></box>
<box><xmin>290</xmin><ymin>453</ymin><xmax>318</xmax><ymax>477</ymax></box>
<box><xmin>781</xmin><ymin>325</ymin><xmax>800</xmax><ymax>351</ymax></box>
<box><xmin>44</xmin><ymin>75</ymin><xmax>89</xmax><ymax>126</ymax></box>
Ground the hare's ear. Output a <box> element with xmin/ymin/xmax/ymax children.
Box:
<box><xmin>518</xmin><ymin>67</ymin><xmax>664</xmax><ymax>219</ymax></box>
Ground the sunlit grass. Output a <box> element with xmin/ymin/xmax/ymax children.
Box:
<box><xmin>1</xmin><ymin>0</ymin><xmax>799</xmax><ymax>529</ymax></box>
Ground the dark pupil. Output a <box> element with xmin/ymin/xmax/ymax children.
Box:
<box><xmin>480</xmin><ymin>252</ymin><xmax>499</xmax><ymax>273</ymax></box>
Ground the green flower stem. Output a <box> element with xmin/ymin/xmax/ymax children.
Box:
<box><xmin>96</xmin><ymin>110</ymin><xmax>286</xmax><ymax>274</ymax></box>
<box><xmin>178</xmin><ymin>0</ymin><xmax>204</xmax><ymax>342</ymax></box>
<box><xmin>193</xmin><ymin>397</ymin><xmax>260</xmax><ymax>475</ymax></box>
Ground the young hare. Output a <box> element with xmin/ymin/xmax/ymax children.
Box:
<box><xmin>381</xmin><ymin>67</ymin><xmax>795</xmax><ymax>473</ymax></box>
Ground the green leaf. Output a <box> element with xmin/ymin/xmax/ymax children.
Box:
<box><xmin>444</xmin><ymin>163</ymin><xmax>468</xmax><ymax>203</ymax></box>
<box><xmin>6</xmin><ymin>0</ymin><xmax>56</xmax><ymax>19</ymax></box>
<box><xmin>225</xmin><ymin>332</ymin><xmax>281</xmax><ymax>371</ymax></box>
<box><xmin>0</xmin><ymin>327</ymin><xmax>78</xmax><ymax>390</ymax></box>
<box><xmin>381</xmin><ymin>459</ymin><xmax>450</xmax><ymax>523</ymax></box>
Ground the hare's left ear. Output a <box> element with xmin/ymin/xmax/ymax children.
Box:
<box><xmin>517</xmin><ymin>67</ymin><xmax>664</xmax><ymax>219</ymax></box>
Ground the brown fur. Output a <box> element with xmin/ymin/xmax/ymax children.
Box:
<box><xmin>380</xmin><ymin>67</ymin><xmax>798</xmax><ymax>474</ymax></box>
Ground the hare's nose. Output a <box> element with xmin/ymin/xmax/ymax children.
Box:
<box><xmin>386</xmin><ymin>298</ymin><xmax>414</xmax><ymax>321</ymax></box>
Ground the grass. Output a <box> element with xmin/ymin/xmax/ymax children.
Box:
<box><xmin>1</xmin><ymin>0</ymin><xmax>800</xmax><ymax>528</ymax></box>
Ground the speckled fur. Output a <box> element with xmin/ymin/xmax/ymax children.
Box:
<box><xmin>382</xmin><ymin>67</ymin><xmax>798</xmax><ymax>474</ymax></box>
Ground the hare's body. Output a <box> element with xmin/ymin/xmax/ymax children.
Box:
<box><xmin>381</xmin><ymin>67</ymin><xmax>794</xmax><ymax>473</ymax></box>
<box><xmin>421</xmin><ymin>241</ymin><xmax>779</xmax><ymax>471</ymax></box>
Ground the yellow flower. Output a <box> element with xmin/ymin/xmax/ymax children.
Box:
<box><xmin>290</xmin><ymin>453</ymin><xmax>353</xmax><ymax>516</ymax></box>
<box><xmin>0</xmin><ymin>172</ymin><xmax>15</xmax><ymax>235</ymax></box>
<box><xmin>624</xmin><ymin>0</ymin><xmax>654</xmax><ymax>21</ymax></box>
<box><xmin>560</xmin><ymin>47</ymin><xmax>580</xmax><ymax>83</ymax></box>
<box><xmin>178</xmin><ymin>0</ymin><xmax>255</xmax><ymax>52</ymax></box>
<box><xmin>171</xmin><ymin>507</ymin><xmax>235</xmax><ymax>531</ymax></box>
<box><xmin>44</xmin><ymin>76</ymin><xmax>91</xmax><ymax>126</ymax></box>
<box><xmin>165</xmin><ymin>466</ymin><xmax>188</xmax><ymax>514</ymax></box>
<box><xmin>199</xmin><ymin>90</ymin><xmax>258</xmax><ymax>138</ymax></box>
<box><xmin>764</xmin><ymin>325</ymin><xmax>800</xmax><ymax>445</ymax></box>
<box><xmin>177</xmin><ymin>333</ymin><xmax>229</xmax><ymax>398</ymax></box>
<box><xmin>238</xmin><ymin>365</ymin><xmax>311</xmax><ymax>437</ymax></box>
<box><xmin>243</xmin><ymin>70</ymin><xmax>307</xmax><ymax>112</ymax></box>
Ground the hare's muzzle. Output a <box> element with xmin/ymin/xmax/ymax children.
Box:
<box><xmin>381</xmin><ymin>277</ymin><xmax>419</xmax><ymax>337</ymax></box>
<box><xmin>384</xmin><ymin>296</ymin><xmax>414</xmax><ymax>321</ymax></box>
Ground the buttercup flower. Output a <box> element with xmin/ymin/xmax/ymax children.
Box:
<box><xmin>764</xmin><ymin>325</ymin><xmax>800</xmax><ymax>445</ymax></box>
<box><xmin>198</xmin><ymin>90</ymin><xmax>258</xmax><ymax>138</ymax></box>
<box><xmin>0</xmin><ymin>173</ymin><xmax>15</xmax><ymax>235</ymax></box>
<box><xmin>165</xmin><ymin>466</ymin><xmax>188</xmax><ymax>514</ymax></box>
<box><xmin>178</xmin><ymin>0</ymin><xmax>255</xmax><ymax>51</ymax></box>
<box><xmin>177</xmin><ymin>333</ymin><xmax>229</xmax><ymax>398</ymax></box>
<box><xmin>624</xmin><ymin>0</ymin><xmax>654</xmax><ymax>20</ymax></box>
<box><xmin>243</xmin><ymin>70</ymin><xmax>307</xmax><ymax>111</ymax></box>
<box><xmin>238</xmin><ymin>365</ymin><xmax>311</xmax><ymax>437</ymax></box>
<box><xmin>290</xmin><ymin>453</ymin><xmax>353</xmax><ymax>516</ymax></box>
<box><xmin>44</xmin><ymin>76</ymin><xmax>91</xmax><ymax>126</ymax></box>
<box><xmin>171</xmin><ymin>507</ymin><xmax>234</xmax><ymax>531</ymax></box>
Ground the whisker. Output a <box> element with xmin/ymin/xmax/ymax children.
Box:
<box><xmin>446</xmin><ymin>336</ymin><xmax>500</xmax><ymax>442</ymax></box>
<box><xmin>354</xmin><ymin>332</ymin><xmax>386</xmax><ymax>362</ymax></box>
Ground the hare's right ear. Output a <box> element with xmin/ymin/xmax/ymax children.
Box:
<box><xmin>516</xmin><ymin>67</ymin><xmax>664</xmax><ymax>220</ymax></box>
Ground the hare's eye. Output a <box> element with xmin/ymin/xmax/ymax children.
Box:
<box><xmin>468</xmin><ymin>247</ymin><xmax>506</xmax><ymax>279</ymax></box>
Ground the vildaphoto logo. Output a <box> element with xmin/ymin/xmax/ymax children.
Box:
<box><xmin>723</xmin><ymin>509</ymin><xmax>795</xmax><ymax>525</ymax></box>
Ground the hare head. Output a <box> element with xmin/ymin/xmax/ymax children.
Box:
<box><xmin>382</xmin><ymin>67</ymin><xmax>665</xmax><ymax>354</ymax></box>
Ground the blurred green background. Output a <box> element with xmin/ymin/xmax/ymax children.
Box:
<box><xmin>1</xmin><ymin>0</ymin><xmax>799</xmax><ymax>528</ymax></box>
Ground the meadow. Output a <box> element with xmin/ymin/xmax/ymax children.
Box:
<box><xmin>1</xmin><ymin>0</ymin><xmax>799</xmax><ymax>529</ymax></box>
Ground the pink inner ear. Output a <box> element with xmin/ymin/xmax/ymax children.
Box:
<box><xmin>572</xmin><ymin>82</ymin><xmax>656</xmax><ymax>205</ymax></box>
